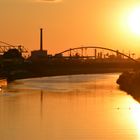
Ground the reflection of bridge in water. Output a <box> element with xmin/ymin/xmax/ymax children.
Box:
<box><xmin>55</xmin><ymin>46</ymin><xmax>137</xmax><ymax>62</ymax></box>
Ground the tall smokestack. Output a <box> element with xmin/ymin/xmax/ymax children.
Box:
<box><xmin>40</xmin><ymin>28</ymin><xmax>43</xmax><ymax>51</ymax></box>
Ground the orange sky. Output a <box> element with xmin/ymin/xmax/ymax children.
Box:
<box><xmin>1</xmin><ymin>0</ymin><xmax>140</xmax><ymax>57</ymax></box>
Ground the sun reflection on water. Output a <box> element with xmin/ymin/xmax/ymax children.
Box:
<box><xmin>130</xmin><ymin>100</ymin><xmax>140</xmax><ymax>138</ymax></box>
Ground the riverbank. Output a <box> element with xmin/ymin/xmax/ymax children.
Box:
<box><xmin>0</xmin><ymin>47</ymin><xmax>138</xmax><ymax>82</ymax></box>
<box><xmin>5</xmin><ymin>66</ymin><xmax>133</xmax><ymax>82</ymax></box>
<box><xmin>1</xmin><ymin>57</ymin><xmax>137</xmax><ymax>82</ymax></box>
<box><xmin>117</xmin><ymin>71</ymin><xmax>140</xmax><ymax>102</ymax></box>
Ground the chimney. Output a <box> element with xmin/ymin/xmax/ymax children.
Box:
<box><xmin>40</xmin><ymin>28</ymin><xmax>43</xmax><ymax>51</ymax></box>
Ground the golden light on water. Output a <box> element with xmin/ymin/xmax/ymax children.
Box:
<box><xmin>130</xmin><ymin>101</ymin><xmax>140</xmax><ymax>138</ymax></box>
<box><xmin>131</xmin><ymin>102</ymin><xmax>140</xmax><ymax>127</ymax></box>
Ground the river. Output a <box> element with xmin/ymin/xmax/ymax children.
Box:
<box><xmin>0</xmin><ymin>73</ymin><xmax>140</xmax><ymax>140</ymax></box>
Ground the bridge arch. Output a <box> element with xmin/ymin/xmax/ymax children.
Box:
<box><xmin>56</xmin><ymin>46</ymin><xmax>137</xmax><ymax>62</ymax></box>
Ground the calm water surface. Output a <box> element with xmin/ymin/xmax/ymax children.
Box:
<box><xmin>0</xmin><ymin>73</ymin><xmax>140</xmax><ymax>140</ymax></box>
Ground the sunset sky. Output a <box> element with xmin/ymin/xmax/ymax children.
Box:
<box><xmin>1</xmin><ymin>0</ymin><xmax>140</xmax><ymax>57</ymax></box>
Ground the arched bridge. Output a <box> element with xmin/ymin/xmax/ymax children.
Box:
<box><xmin>55</xmin><ymin>46</ymin><xmax>137</xmax><ymax>62</ymax></box>
<box><xmin>0</xmin><ymin>41</ymin><xmax>28</xmax><ymax>54</ymax></box>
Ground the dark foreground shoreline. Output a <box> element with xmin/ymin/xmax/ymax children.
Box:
<box><xmin>117</xmin><ymin>71</ymin><xmax>140</xmax><ymax>102</ymax></box>
<box><xmin>5</xmin><ymin>66</ymin><xmax>132</xmax><ymax>82</ymax></box>
<box><xmin>1</xmin><ymin>60</ymin><xmax>137</xmax><ymax>82</ymax></box>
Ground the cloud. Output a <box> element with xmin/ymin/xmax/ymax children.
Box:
<box><xmin>36</xmin><ymin>0</ymin><xmax>62</xmax><ymax>3</ymax></box>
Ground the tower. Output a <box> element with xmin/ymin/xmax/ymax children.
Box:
<box><xmin>31</xmin><ymin>28</ymin><xmax>48</xmax><ymax>60</ymax></box>
<box><xmin>40</xmin><ymin>28</ymin><xmax>43</xmax><ymax>51</ymax></box>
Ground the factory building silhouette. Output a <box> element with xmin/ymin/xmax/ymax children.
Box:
<box><xmin>30</xmin><ymin>28</ymin><xmax>48</xmax><ymax>60</ymax></box>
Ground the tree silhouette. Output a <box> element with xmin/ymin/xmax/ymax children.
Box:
<box><xmin>3</xmin><ymin>49</ymin><xmax>22</xmax><ymax>59</ymax></box>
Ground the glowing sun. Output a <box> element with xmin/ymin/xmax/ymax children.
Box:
<box><xmin>128</xmin><ymin>7</ymin><xmax>140</xmax><ymax>35</ymax></box>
